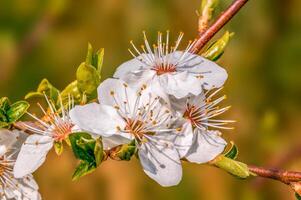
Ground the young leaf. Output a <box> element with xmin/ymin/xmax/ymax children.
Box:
<box><xmin>69</xmin><ymin>132</ymin><xmax>95</xmax><ymax>162</ymax></box>
<box><xmin>202</xmin><ymin>31</ymin><xmax>234</xmax><ymax>61</ymax></box>
<box><xmin>224</xmin><ymin>141</ymin><xmax>239</xmax><ymax>159</ymax></box>
<box><xmin>6</xmin><ymin>101</ymin><xmax>30</xmax><ymax>123</ymax></box>
<box><xmin>25</xmin><ymin>79</ymin><xmax>60</xmax><ymax>104</ymax></box>
<box><xmin>60</xmin><ymin>80</ymin><xmax>82</xmax><ymax>106</ymax></box>
<box><xmin>72</xmin><ymin>161</ymin><xmax>96</xmax><ymax>181</ymax></box>
<box><xmin>110</xmin><ymin>141</ymin><xmax>136</xmax><ymax>161</ymax></box>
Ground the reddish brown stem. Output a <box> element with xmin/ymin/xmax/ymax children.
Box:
<box><xmin>191</xmin><ymin>0</ymin><xmax>249</xmax><ymax>54</ymax></box>
<box><xmin>248</xmin><ymin>165</ymin><xmax>301</xmax><ymax>185</ymax></box>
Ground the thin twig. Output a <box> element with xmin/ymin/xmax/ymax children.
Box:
<box><xmin>191</xmin><ymin>0</ymin><xmax>249</xmax><ymax>53</ymax></box>
<box><xmin>248</xmin><ymin>165</ymin><xmax>301</xmax><ymax>185</ymax></box>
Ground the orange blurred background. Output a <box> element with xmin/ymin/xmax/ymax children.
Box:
<box><xmin>1</xmin><ymin>0</ymin><xmax>301</xmax><ymax>199</ymax></box>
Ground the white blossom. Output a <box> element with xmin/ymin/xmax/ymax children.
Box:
<box><xmin>0</xmin><ymin>129</ymin><xmax>41</xmax><ymax>200</ymax></box>
<box><xmin>114</xmin><ymin>31</ymin><xmax>228</xmax><ymax>100</ymax></box>
<box><xmin>14</xmin><ymin>95</ymin><xmax>79</xmax><ymax>178</ymax></box>
<box><xmin>70</xmin><ymin>78</ymin><xmax>183</xmax><ymax>187</ymax></box>
<box><xmin>172</xmin><ymin>88</ymin><xmax>233</xmax><ymax>164</ymax></box>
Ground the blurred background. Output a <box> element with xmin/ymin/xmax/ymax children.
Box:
<box><xmin>1</xmin><ymin>0</ymin><xmax>301</xmax><ymax>199</ymax></box>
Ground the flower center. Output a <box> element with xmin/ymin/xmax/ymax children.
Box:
<box><xmin>152</xmin><ymin>64</ymin><xmax>177</xmax><ymax>75</ymax></box>
<box><xmin>52</xmin><ymin>122</ymin><xmax>74</xmax><ymax>142</ymax></box>
<box><xmin>125</xmin><ymin>119</ymin><xmax>146</xmax><ymax>137</ymax></box>
<box><xmin>183</xmin><ymin>104</ymin><xmax>203</xmax><ymax>128</ymax></box>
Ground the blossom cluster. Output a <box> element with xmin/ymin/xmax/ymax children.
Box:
<box><xmin>0</xmin><ymin>32</ymin><xmax>232</xmax><ymax>199</ymax></box>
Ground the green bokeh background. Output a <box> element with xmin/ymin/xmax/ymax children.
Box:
<box><xmin>1</xmin><ymin>0</ymin><xmax>301</xmax><ymax>199</ymax></box>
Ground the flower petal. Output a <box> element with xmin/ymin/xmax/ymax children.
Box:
<box><xmin>13</xmin><ymin>134</ymin><xmax>53</xmax><ymax>178</ymax></box>
<box><xmin>138</xmin><ymin>140</ymin><xmax>182</xmax><ymax>187</ymax></box>
<box><xmin>97</xmin><ymin>78</ymin><xmax>138</xmax><ymax>114</ymax></box>
<box><xmin>102</xmin><ymin>134</ymin><xmax>134</xmax><ymax>150</ymax></box>
<box><xmin>185</xmin><ymin>129</ymin><xmax>227</xmax><ymax>164</ymax></box>
<box><xmin>170</xmin><ymin>51</ymin><xmax>228</xmax><ymax>89</ymax></box>
<box><xmin>158</xmin><ymin>71</ymin><xmax>203</xmax><ymax>98</ymax></box>
<box><xmin>70</xmin><ymin>103</ymin><xmax>126</xmax><ymax>137</ymax></box>
<box><xmin>174</xmin><ymin>121</ymin><xmax>194</xmax><ymax>158</ymax></box>
<box><xmin>113</xmin><ymin>55</ymin><xmax>150</xmax><ymax>79</ymax></box>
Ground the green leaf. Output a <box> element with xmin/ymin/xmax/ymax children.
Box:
<box><xmin>6</xmin><ymin>101</ymin><xmax>30</xmax><ymax>122</ymax></box>
<box><xmin>0</xmin><ymin>121</ymin><xmax>9</xmax><ymax>128</ymax></box>
<box><xmin>54</xmin><ymin>141</ymin><xmax>64</xmax><ymax>156</ymax></box>
<box><xmin>295</xmin><ymin>193</ymin><xmax>301</xmax><ymax>200</ymax></box>
<box><xmin>69</xmin><ymin>132</ymin><xmax>95</xmax><ymax>162</ymax></box>
<box><xmin>224</xmin><ymin>141</ymin><xmax>239</xmax><ymax>159</ymax></box>
<box><xmin>202</xmin><ymin>31</ymin><xmax>234</xmax><ymax>61</ymax></box>
<box><xmin>0</xmin><ymin>108</ymin><xmax>8</xmax><ymax>122</ymax></box>
<box><xmin>0</xmin><ymin>97</ymin><xmax>10</xmax><ymax>111</ymax></box>
<box><xmin>212</xmin><ymin>155</ymin><xmax>250</xmax><ymax>179</ymax></box>
<box><xmin>111</xmin><ymin>141</ymin><xmax>136</xmax><ymax>161</ymax></box>
<box><xmin>72</xmin><ymin>161</ymin><xmax>96</xmax><ymax>181</ymax></box>
<box><xmin>85</xmin><ymin>43</ymin><xmax>104</xmax><ymax>74</ymax></box>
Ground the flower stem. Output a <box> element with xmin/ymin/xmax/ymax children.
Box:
<box><xmin>191</xmin><ymin>0</ymin><xmax>249</xmax><ymax>53</ymax></box>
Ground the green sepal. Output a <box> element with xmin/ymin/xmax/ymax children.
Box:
<box><xmin>212</xmin><ymin>155</ymin><xmax>250</xmax><ymax>179</ymax></box>
<box><xmin>224</xmin><ymin>141</ymin><xmax>239</xmax><ymax>159</ymax></box>
<box><xmin>6</xmin><ymin>101</ymin><xmax>30</xmax><ymax>123</ymax></box>
<box><xmin>202</xmin><ymin>31</ymin><xmax>234</xmax><ymax>61</ymax></box>
<box><xmin>296</xmin><ymin>193</ymin><xmax>301</xmax><ymax>200</ymax></box>
<box><xmin>72</xmin><ymin>161</ymin><xmax>96</xmax><ymax>181</ymax></box>
<box><xmin>94</xmin><ymin>138</ymin><xmax>104</xmax><ymax>166</ymax></box>
<box><xmin>25</xmin><ymin>79</ymin><xmax>60</xmax><ymax>103</ymax></box>
<box><xmin>54</xmin><ymin>141</ymin><xmax>64</xmax><ymax>156</ymax></box>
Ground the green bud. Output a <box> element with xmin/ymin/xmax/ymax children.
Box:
<box><xmin>54</xmin><ymin>141</ymin><xmax>64</xmax><ymax>156</ymax></box>
<box><xmin>203</xmin><ymin>31</ymin><xmax>234</xmax><ymax>61</ymax></box>
<box><xmin>85</xmin><ymin>43</ymin><xmax>104</xmax><ymax>74</ymax></box>
<box><xmin>6</xmin><ymin>101</ymin><xmax>30</xmax><ymax>123</ymax></box>
<box><xmin>212</xmin><ymin>155</ymin><xmax>250</xmax><ymax>179</ymax></box>
<box><xmin>76</xmin><ymin>62</ymin><xmax>100</xmax><ymax>96</ymax></box>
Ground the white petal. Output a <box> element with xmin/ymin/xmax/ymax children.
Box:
<box><xmin>138</xmin><ymin>141</ymin><xmax>182</xmax><ymax>187</ymax></box>
<box><xmin>174</xmin><ymin>121</ymin><xmax>194</xmax><ymax>158</ymax></box>
<box><xmin>14</xmin><ymin>134</ymin><xmax>53</xmax><ymax>178</ymax></box>
<box><xmin>97</xmin><ymin>78</ymin><xmax>138</xmax><ymax>114</ymax></box>
<box><xmin>169</xmin><ymin>51</ymin><xmax>228</xmax><ymax>89</ymax></box>
<box><xmin>70</xmin><ymin>103</ymin><xmax>126</xmax><ymax>137</ymax></box>
<box><xmin>158</xmin><ymin>71</ymin><xmax>203</xmax><ymax>99</ymax></box>
<box><xmin>113</xmin><ymin>55</ymin><xmax>149</xmax><ymax>79</ymax></box>
<box><xmin>185</xmin><ymin>129</ymin><xmax>227</xmax><ymax>164</ymax></box>
<box><xmin>102</xmin><ymin>134</ymin><xmax>134</xmax><ymax>150</ymax></box>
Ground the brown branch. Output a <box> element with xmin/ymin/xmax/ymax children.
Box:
<box><xmin>191</xmin><ymin>0</ymin><xmax>249</xmax><ymax>54</ymax></box>
<box><xmin>248</xmin><ymin>165</ymin><xmax>301</xmax><ymax>185</ymax></box>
